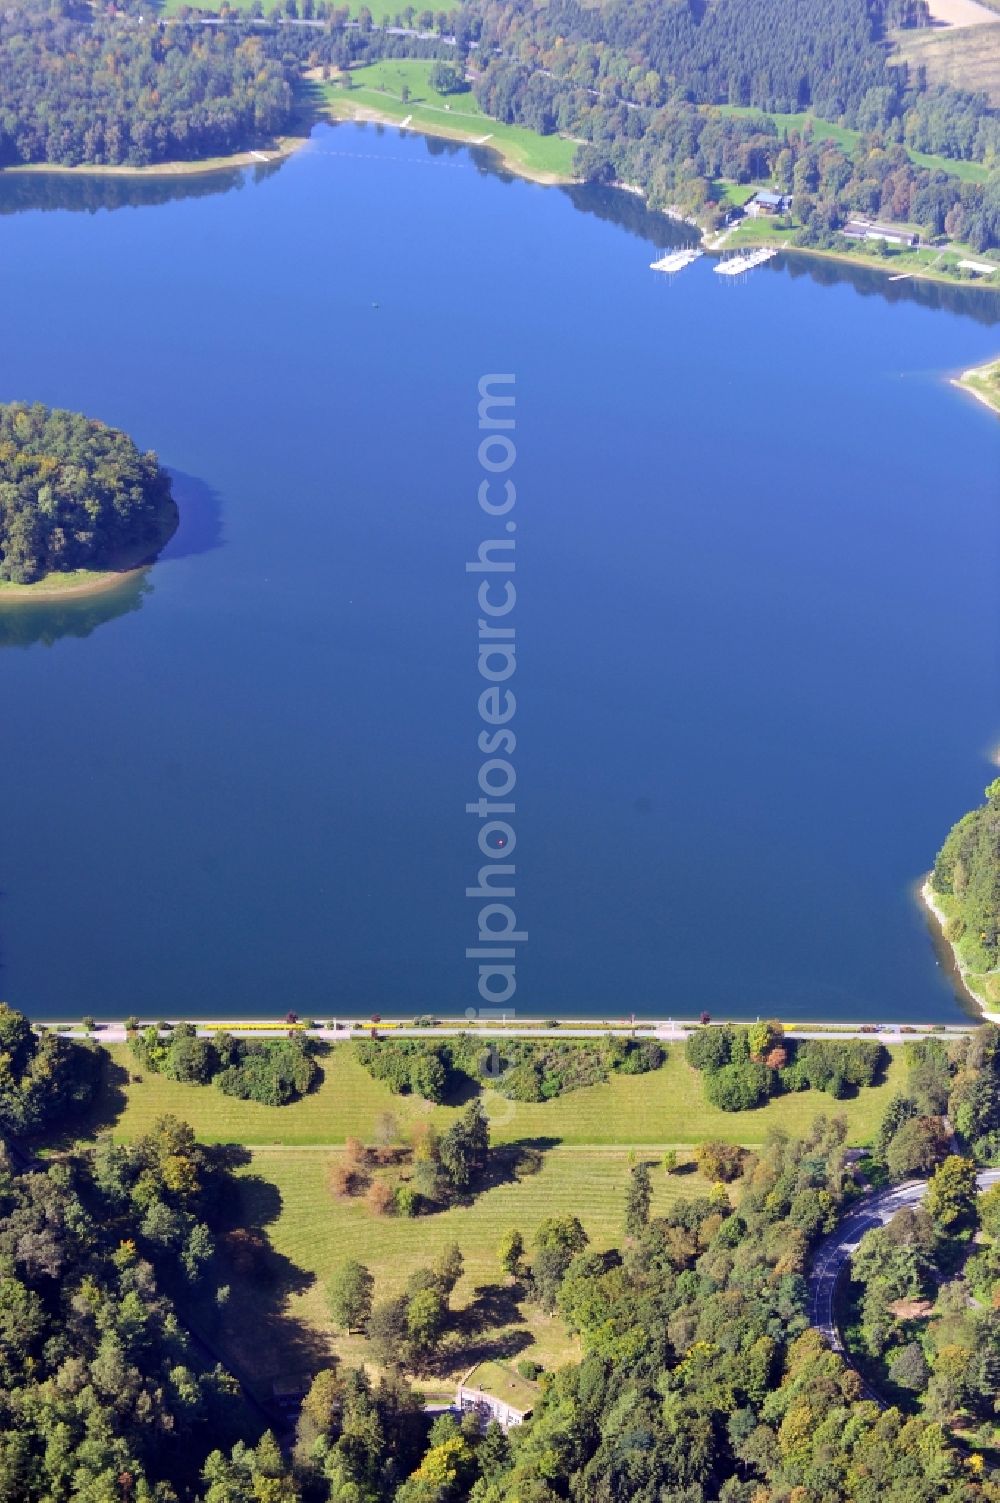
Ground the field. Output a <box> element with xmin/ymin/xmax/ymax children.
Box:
<box><xmin>713</xmin><ymin>105</ymin><xmax>991</xmax><ymax>183</ymax></box>
<box><xmin>319</xmin><ymin>60</ymin><xmax>578</xmax><ymax>182</ymax></box>
<box><xmin>890</xmin><ymin>25</ymin><xmax>1000</xmax><ymax>106</ymax></box>
<box><xmin>216</xmin><ymin>1143</ymin><xmax>713</xmax><ymax>1398</ymax></box>
<box><xmin>86</xmin><ymin>1041</ymin><xmax>906</xmax><ymax>1148</ymax></box>
<box><xmin>75</xmin><ymin>1040</ymin><xmax>906</xmax><ymax>1400</ymax></box>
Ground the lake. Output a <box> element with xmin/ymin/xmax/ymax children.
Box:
<box><xmin>2</xmin><ymin>123</ymin><xmax>998</xmax><ymax>1023</ymax></box>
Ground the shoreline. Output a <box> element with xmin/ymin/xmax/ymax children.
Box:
<box><xmin>919</xmin><ymin>877</ymin><xmax>999</xmax><ymax>1020</ymax></box>
<box><xmin>952</xmin><ymin>357</ymin><xmax>1000</xmax><ymax>415</ymax></box>
<box><xmin>4</xmin><ymin>109</ymin><xmax>997</xmax><ymax>296</ymax></box>
<box><xmin>324</xmin><ymin>101</ymin><xmax>999</xmax><ymax>292</ymax></box>
<box><xmin>0</xmin><ymin>494</ymin><xmax>179</xmax><ymax>606</ymax></box>
<box><xmin>0</xmin><ymin>133</ymin><xmax>308</xmax><ymax>182</ymax></box>
<box><xmin>323</xmin><ymin>99</ymin><xmax>576</xmax><ymax>186</ymax></box>
<box><xmin>706</xmin><ymin>235</ymin><xmax>1000</xmax><ymax>292</ymax></box>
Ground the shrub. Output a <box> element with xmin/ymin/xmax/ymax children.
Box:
<box><xmin>367</xmin><ymin>1181</ymin><xmax>394</xmax><ymax>1216</ymax></box>
<box><xmin>704</xmin><ymin>1061</ymin><xmax>770</xmax><ymax>1112</ymax></box>
<box><xmin>517</xmin><ymin>1359</ymin><xmax>543</xmax><ymax>1381</ymax></box>
<box><xmin>695</xmin><ymin>1141</ymin><xmax>747</xmax><ymax>1182</ymax></box>
<box><xmin>685</xmin><ymin>1027</ymin><xmax>731</xmax><ymax>1074</ymax></box>
<box><xmin>394</xmin><ymin>1184</ymin><xmax>420</xmax><ymax>1217</ymax></box>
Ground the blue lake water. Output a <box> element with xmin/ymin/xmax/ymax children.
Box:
<box><xmin>1</xmin><ymin>123</ymin><xmax>999</xmax><ymax>1023</ymax></box>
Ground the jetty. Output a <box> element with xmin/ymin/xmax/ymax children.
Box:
<box><xmin>650</xmin><ymin>248</ymin><xmax>702</xmax><ymax>275</ymax></box>
<box><xmin>714</xmin><ymin>246</ymin><xmax>778</xmax><ymax>277</ymax></box>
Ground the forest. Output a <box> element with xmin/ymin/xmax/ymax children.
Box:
<box><xmin>0</xmin><ymin>0</ymin><xmax>293</xmax><ymax>167</ymax></box>
<box><xmin>932</xmin><ymin>778</ymin><xmax>1000</xmax><ymax>974</ymax></box>
<box><xmin>0</xmin><ymin>402</ymin><xmax>174</xmax><ymax>584</ymax></box>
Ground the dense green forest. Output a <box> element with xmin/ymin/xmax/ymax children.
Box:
<box><xmin>0</xmin><ymin>402</ymin><xmax>174</xmax><ymax>584</ymax></box>
<box><xmin>472</xmin><ymin>1115</ymin><xmax>996</xmax><ymax>1501</ymax></box>
<box><xmin>0</xmin><ymin>0</ymin><xmax>293</xmax><ymax>167</ymax></box>
<box><xmin>0</xmin><ymin>1001</ymin><xmax>99</xmax><ymax>1133</ymax></box>
<box><xmin>932</xmin><ymin>778</ymin><xmax>1000</xmax><ymax>973</ymax></box>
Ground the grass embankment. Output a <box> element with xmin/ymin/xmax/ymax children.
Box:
<box><xmin>319</xmin><ymin>60</ymin><xmax>577</xmax><ymax>183</ymax></box>
<box><xmin>714</xmin><ymin>104</ymin><xmax>992</xmax><ymax>183</ymax></box>
<box><xmin>77</xmin><ymin>1041</ymin><xmax>904</xmax><ymax>1398</ymax></box>
<box><xmin>954</xmin><ymin>355</ymin><xmax>1000</xmax><ymax>416</ymax></box>
<box><xmin>0</xmin><ymin>492</ymin><xmax>178</xmax><ymax>603</ymax></box>
<box><xmin>91</xmin><ymin>1042</ymin><xmax>905</xmax><ymax>1148</ymax></box>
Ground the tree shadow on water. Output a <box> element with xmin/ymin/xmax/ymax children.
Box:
<box><xmin>159</xmin><ymin>470</ymin><xmax>224</xmax><ymax>562</ymax></box>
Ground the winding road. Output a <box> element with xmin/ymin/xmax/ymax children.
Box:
<box><xmin>807</xmin><ymin>1168</ymin><xmax>1000</xmax><ymax>1399</ymax></box>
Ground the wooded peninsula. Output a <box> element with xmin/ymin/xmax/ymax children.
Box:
<box><xmin>0</xmin><ymin>400</ymin><xmax>176</xmax><ymax>590</ymax></box>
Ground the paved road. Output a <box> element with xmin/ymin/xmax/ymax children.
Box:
<box><xmin>807</xmin><ymin>1168</ymin><xmax>1000</xmax><ymax>1398</ymax></box>
<box><xmin>55</xmin><ymin>1020</ymin><xmax>979</xmax><ymax>1043</ymax></box>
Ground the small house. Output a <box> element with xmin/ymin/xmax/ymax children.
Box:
<box><xmin>747</xmin><ymin>191</ymin><xmax>788</xmax><ymax>218</ymax></box>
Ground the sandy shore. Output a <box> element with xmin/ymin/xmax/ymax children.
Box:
<box><xmin>919</xmin><ymin>878</ymin><xmax>999</xmax><ymax>1019</ymax></box>
<box><xmin>0</xmin><ymin>134</ymin><xmax>308</xmax><ymax>181</ymax></box>
<box><xmin>952</xmin><ymin>359</ymin><xmax>1000</xmax><ymax>415</ymax></box>
<box><xmin>0</xmin><ymin>495</ymin><xmax>178</xmax><ymax>607</ymax></box>
<box><xmin>0</xmin><ymin>566</ymin><xmax>149</xmax><ymax>603</ymax></box>
<box><xmin>324</xmin><ymin>100</ymin><xmax>576</xmax><ymax>187</ymax></box>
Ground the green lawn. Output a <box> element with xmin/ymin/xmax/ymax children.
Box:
<box><xmin>713</xmin><ymin>105</ymin><xmax>990</xmax><ymax>184</ymax></box>
<box><xmin>320</xmin><ymin>60</ymin><xmax>578</xmax><ymax>180</ymax></box>
<box><xmin>86</xmin><ymin>1041</ymin><xmax>905</xmax><ymax>1149</ymax></box>
<box><xmin>716</xmin><ymin>105</ymin><xmax>859</xmax><ymax>152</ymax></box>
<box><xmin>76</xmin><ymin>1041</ymin><xmax>905</xmax><ymax>1401</ymax></box>
<box><xmin>215</xmin><ymin>1144</ymin><xmax>712</xmax><ymax>1398</ymax></box>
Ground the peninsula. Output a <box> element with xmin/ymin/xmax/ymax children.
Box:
<box><xmin>0</xmin><ymin>401</ymin><xmax>177</xmax><ymax>601</ymax></box>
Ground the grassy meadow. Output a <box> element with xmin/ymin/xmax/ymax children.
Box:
<box><xmin>74</xmin><ymin>1039</ymin><xmax>906</xmax><ymax>1401</ymax></box>
<box><xmin>319</xmin><ymin>60</ymin><xmax>578</xmax><ymax>181</ymax></box>
<box><xmin>217</xmin><ymin>1143</ymin><xmax>713</xmax><ymax>1398</ymax></box>
<box><xmin>890</xmin><ymin>24</ymin><xmax>1000</xmax><ymax>108</ymax></box>
<box><xmin>89</xmin><ymin>1041</ymin><xmax>906</xmax><ymax>1148</ymax></box>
